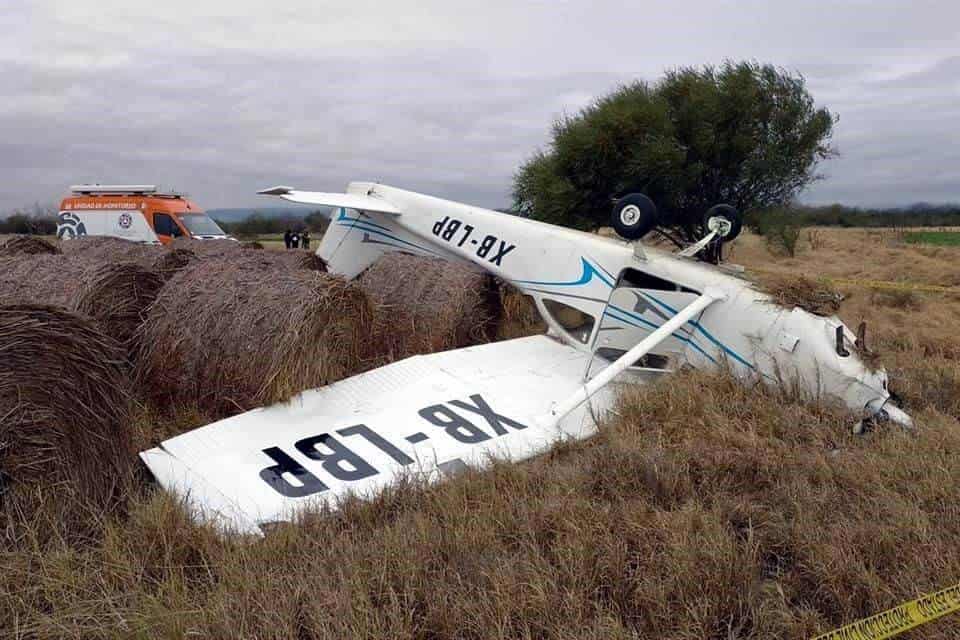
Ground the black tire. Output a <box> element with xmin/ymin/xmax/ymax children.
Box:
<box><xmin>703</xmin><ymin>204</ymin><xmax>742</xmax><ymax>242</ymax></box>
<box><xmin>611</xmin><ymin>193</ymin><xmax>659</xmax><ymax>240</ymax></box>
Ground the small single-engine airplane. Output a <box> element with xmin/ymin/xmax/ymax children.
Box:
<box><xmin>141</xmin><ymin>182</ymin><xmax>912</xmax><ymax>534</ymax></box>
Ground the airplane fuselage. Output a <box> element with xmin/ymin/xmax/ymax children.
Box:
<box><xmin>314</xmin><ymin>183</ymin><xmax>901</xmax><ymax>423</ymax></box>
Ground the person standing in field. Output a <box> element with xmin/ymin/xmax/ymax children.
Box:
<box><xmin>301</xmin><ymin>230</ymin><xmax>310</xmax><ymax>250</ymax></box>
<box><xmin>291</xmin><ymin>231</ymin><xmax>300</xmax><ymax>249</ymax></box>
<box><xmin>283</xmin><ymin>229</ymin><xmax>292</xmax><ymax>250</ymax></box>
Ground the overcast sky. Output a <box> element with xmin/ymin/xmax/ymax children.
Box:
<box><xmin>2</xmin><ymin>0</ymin><xmax>958</xmax><ymax>212</ymax></box>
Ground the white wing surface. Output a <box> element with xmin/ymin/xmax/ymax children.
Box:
<box><xmin>141</xmin><ymin>336</ymin><xmax>636</xmax><ymax>535</ymax></box>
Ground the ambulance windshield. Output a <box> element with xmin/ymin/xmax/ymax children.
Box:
<box><xmin>179</xmin><ymin>214</ymin><xmax>225</xmax><ymax>236</ymax></box>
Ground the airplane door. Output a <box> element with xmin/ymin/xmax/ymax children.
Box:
<box><xmin>592</xmin><ymin>280</ymin><xmax>703</xmax><ymax>369</ymax></box>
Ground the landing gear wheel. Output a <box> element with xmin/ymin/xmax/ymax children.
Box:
<box><xmin>611</xmin><ymin>193</ymin><xmax>659</xmax><ymax>240</ymax></box>
<box><xmin>702</xmin><ymin>204</ymin><xmax>742</xmax><ymax>242</ymax></box>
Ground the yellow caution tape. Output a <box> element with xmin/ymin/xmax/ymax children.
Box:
<box><xmin>825</xmin><ymin>277</ymin><xmax>959</xmax><ymax>295</ymax></box>
<box><xmin>746</xmin><ymin>267</ymin><xmax>960</xmax><ymax>296</ymax></box>
<box><xmin>811</xmin><ymin>582</ymin><xmax>960</xmax><ymax>640</ymax></box>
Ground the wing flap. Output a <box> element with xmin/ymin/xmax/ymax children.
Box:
<box><xmin>257</xmin><ymin>186</ymin><xmax>402</xmax><ymax>215</ymax></box>
<box><xmin>141</xmin><ymin>336</ymin><xmax>633</xmax><ymax>533</ymax></box>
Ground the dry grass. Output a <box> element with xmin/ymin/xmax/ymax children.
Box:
<box><xmin>1</xmin><ymin>228</ymin><xmax>959</xmax><ymax>638</ymax></box>
<box><xmin>1</xmin><ymin>368</ymin><xmax>957</xmax><ymax>638</ymax></box>
<box><xmin>729</xmin><ymin>226</ymin><xmax>960</xmax><ymax>288</ymax></box>
<box><xmin>134</xmin><ymin>255</ymin><xmax>372</xmax><ymax>419</ymax></box>
<box><xmin>753</xmin><ymin>273</ymin><xmax>844</xmax><ymax>316</ymax></box>
<box><xmin>731</xmin><ymin>226</ymin><xmax>960</xmax><ymax>417</ymax></box>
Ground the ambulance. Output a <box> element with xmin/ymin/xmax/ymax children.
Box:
<box><xmin>57</xmin><ymin>185</ymin><xmax>229</xmax><ymax>244</ymax></box>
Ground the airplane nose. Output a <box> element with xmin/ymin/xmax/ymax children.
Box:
<box><xmin>863</xmin><ymin>397</ymin><xmax>914</xmax><ymax>431</ymax></box>
<box><xmin>879</xmin><ymin>402</ymin><xmax>914</xmax><ymax>430</ymax></box>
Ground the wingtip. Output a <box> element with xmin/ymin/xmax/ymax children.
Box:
<box><xmin>257</xmin><ymin>185</ymin><xmax>294</xmax><ymax>196</ymax></box>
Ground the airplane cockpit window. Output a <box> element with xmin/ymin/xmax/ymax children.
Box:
<box><xmin>594</xmin><ymin>348</ymin><xmax>671</xmax><ymax>369</ymax></box>
<box><xmin>617</xmin><ymin>267</ymin><xmax>699</xmax><ymax>294</ymax></box>
<box><xmin>541</xmin><ymin>299</ymin><xmax>595</xmax><ymax>344</ymax></box>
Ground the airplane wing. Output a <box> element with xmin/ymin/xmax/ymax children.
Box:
<box><xmin>257</xmin><ymin>185</ymin><xmax>402</xmax><ymax>215</ymax></box>
<box><xmin>140</xmin><ymin>335</ymin><xmax>634</xmax><ymax>535</ymax></box>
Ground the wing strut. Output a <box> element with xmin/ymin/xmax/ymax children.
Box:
<box><xmin>677</xmin><ymin>229</ymin><xmax>719</xmax><ymax>257</ymax></box>
<box><xmin>543</xmin><ymin>288</ymin><xmax>725</xmax><ymax>425</ymax></box>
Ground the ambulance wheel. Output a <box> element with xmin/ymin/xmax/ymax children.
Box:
<box><xmin>703</xmin><ymin>204</ymin><xmax>742</xmax><ymax>242</ymax></box>
<box><xmin>611</xmin><ymin>193</ymin><xmax>659</xmax><ymax>240</ymax></box>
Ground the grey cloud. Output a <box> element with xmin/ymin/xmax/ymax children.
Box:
<box><xmin>2</xmin><ymin>0</ymin><xmax>960</xmax><ymax>211</ymax></box>
<box><xmin>873</xmin><ymin>56</ymin><xmax>960</xmax><ymax>89</ymax></box>
<box><xmin>0</xmin><ymin>45</ymin><xmax>630</xmax><ymax>209</ymax></box>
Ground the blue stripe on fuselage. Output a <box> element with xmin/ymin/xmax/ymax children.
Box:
<box><xmin>514</xmin><ymin>257</ymin><xmax>615</xmax><ymax>289</ymax></box>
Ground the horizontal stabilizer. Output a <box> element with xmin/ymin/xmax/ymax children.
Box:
<box><xmin>257</xmin><ymin>186</ymin><xmax>402</xmax><ymax>215</ymax></box>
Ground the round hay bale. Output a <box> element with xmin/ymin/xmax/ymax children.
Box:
<box><xmin>60</xmin><ymin>236</ymin><xmax>194</xmax><ymax>281</ymax></box>
<box><xmin>0</xmin><ymin>305</ymin><xmax>134</xmax><ymax>535</ymax></box>
<box><xmin>0</xmin><ymin>255</ymin><xmax>165</xmax><ymax>359</ymax></box>
<box><xmin>171</xmin><ymin>237</ymin><xmax>326</xmax><ymax>271</ymax></box>
<box><xmin>274</xmin><ymin>250</ymin><xmax>328</xmax><ymax>272</ymax></box>
<box><xmin>60</xmin><ymin>235</ymin><xmax>161</xmax><ymax>262</ymax></box>
<box><xmin>172</xmin><ymin>237</ymin><xmax>325</xmax><ymax>269</ymax></box>
<box><xmin>495</xmin><ymin>280</ymin><xmax>547</xmax><ymax>340</ymax></box>
<box><xmin>0</xmin><ymin>235</ymin><xmax>61</xmax><ymax>257</ymax></box>
<box><xmin>135</xmin><ymin>255</ymin><xmax>374</xmax><ymax>418</ymax></box>
<box><xmin>153</xmin><ymin>247</ymin><xmax>196</xmax><ymax>280</ymax></box>
<box><xmin>357</xmin><ymin>253</ymin><xmax>500</xmax><ymax>363</ymax></box>
<box><xmin>74</xmin><ymin>262</ymin><xmax>166</xmax><ymax>352</ymax></box>
<box><xmin>170</xmin><ymin>236</ymin><xmax>246</xmax><ymax>258</ymax></box>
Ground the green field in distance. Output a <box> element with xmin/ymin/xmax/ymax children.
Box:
<box><xmin>904</xmin><ymin>231</ymin><xmax>960</xmax><ymax>246</ymax></box>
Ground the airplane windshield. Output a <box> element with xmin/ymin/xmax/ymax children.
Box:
<box><xmin>179</xmin><ymin>214</ymin><xmax>225</xmax><ymax>236</ymax></box>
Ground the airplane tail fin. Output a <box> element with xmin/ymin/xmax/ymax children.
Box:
<box><xmin>315</xmin><ymin>208</ymin><xmax>400</xmax><ymax>279</ymax></box>
<box><xmin>260</xmin><ymin>186</ymin><xmax>455</xmax><ymax>279</ymax></box>
<box><xmin>258</xmin><ymin>186</ymin><xmax>402</xmax><ymax>279</ymax></box>
<box><xmin>318</xmin><ymin>207</ymin><xmax>458</xmax><ymax>279</ymax></box>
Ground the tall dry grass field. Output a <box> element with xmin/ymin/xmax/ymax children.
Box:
<box><xmin>729</xmin><ymin>227</ymin><xmax>960</xmax><ymax>417</ymax></box>
<box><xmin>2</xmin><ymin>228</ymin><xmax>959</xmax><ymax>639</ymax></box>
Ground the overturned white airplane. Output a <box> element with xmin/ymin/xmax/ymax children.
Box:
<box><xmin>141</xmin><ymin>183</ymin><xmax>910</xmax><ymax>534</ymax></box>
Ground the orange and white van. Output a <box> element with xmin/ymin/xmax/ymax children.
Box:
<box><xmin>58</xmin><ymin>185</ymin><xmax>229</xmax><ymax>244</ymax></box>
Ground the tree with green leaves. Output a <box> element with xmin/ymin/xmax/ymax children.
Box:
<box><xmin>513</xmin><ymin>61</ymin><xmax>836</xmax><ymax>248</ymax></box>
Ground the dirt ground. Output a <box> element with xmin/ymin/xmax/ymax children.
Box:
<box><xmin>2</xmin><ymin>227</ymin><xmax>959</xmax><ymax>639</ymax></box>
